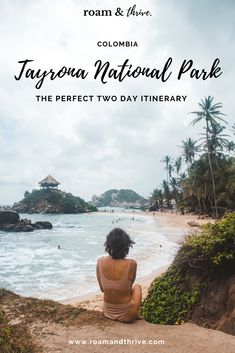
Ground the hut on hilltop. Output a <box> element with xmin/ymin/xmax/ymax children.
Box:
<box><xmin>39</xmin><ymin>175</ymin><xmax>60</xmax><ymax>189</ymax></box>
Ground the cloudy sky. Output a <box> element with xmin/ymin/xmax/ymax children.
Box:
<box><xmin>0</xmin><ymin>0</ymin><xmax>234</xmax><ymax>204</ymax></box>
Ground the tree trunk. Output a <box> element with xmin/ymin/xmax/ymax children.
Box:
<box><xmin>197</xmin><ymin>196</ymin><xmax>202</xmax><ymax>214</ymax></box>
<box><xmin>206</xmin><ymin>120</ymin><xmax>218</xmax><ymax>218</ymax></box>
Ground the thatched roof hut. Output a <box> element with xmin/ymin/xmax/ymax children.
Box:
<box><xmin>39</xmin><ymin>175</ymin><xmax>60</xmax><ymax>189</ymax></box>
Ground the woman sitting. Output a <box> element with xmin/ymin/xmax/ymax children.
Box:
<box><xmin>96</xmin><ymin>228</ymin><xmax>142</xmax><ymax>323</ymax></box>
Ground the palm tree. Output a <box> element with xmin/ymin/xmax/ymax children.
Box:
<box><xmin>170</xmin><ymin>177</ymin><xmax>180</xmax><ymax>203</ymax></box>
<box><xmin>151</xmin><ymin>188</ymin><xmax>164</xmax><ymax>209</ymax></box>
<box><xmin>181</xmin><ymin>138</ymin><xmax>199</xmax><ymax>167</ymax></box>
<box><xmin>162</xmin><ymin>180</ymin><xmax>171</xmax><ymax>209</ymax></box>
<box><xmin>226</xmin><ymin>141</ymin><xmax>235</xmax><ymax>153</ymax></box>
<box><xmin>226</xmin><ymin>163</ymin><xmax>235</xmax><ymax>194</ymax></box>
<box><xmin>232</xmin><ymin>123</ymin><xmax>235</xmax><ymax>135</ymax></box>
<box><xmin>199</xmin><ymin>123</ymin><xmax>229</xmax><ymax>157</ymax></box>
<box><xmin>180</xmin><ymin>171</ymin><xmax>187</xmax><ymax>180</ymax></box>
<box><xmin>161</xmin><ymin>155</ymin><xmax>172</xmax><ymax>182</ymax></box>
<box><xmin>168</xmin><ymin>164</ymin><xmax>174</xmax><ymax>179</ymax></box>
<box><xmin>191</xmin><ymin>96</ymin><xmax>227</xmax><ymax>218</ymax></box>
<box><xmin>175</xmin><ymin>157</ymin><xmax>182</xmax><ymax>178</ymax></box>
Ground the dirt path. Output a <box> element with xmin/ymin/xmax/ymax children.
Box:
<box><xmin>33</xmin><ymin>319</ymin><xmax>235</xmax><ymax>353</ymax></box>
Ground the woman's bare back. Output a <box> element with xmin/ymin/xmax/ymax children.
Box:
<box><xmin>97</xmin><ymin>256</ymin><xmax>136</xmax><ymax>304</ymax></box>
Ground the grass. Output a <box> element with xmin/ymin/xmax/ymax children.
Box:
<box><xmin>0</xmin><ymin>288</ymin><xmax>111</xmax><ymax>353</ymax></box>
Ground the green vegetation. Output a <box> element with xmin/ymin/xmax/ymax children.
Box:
<box><xmin>141</xmin><ymin>268</ymin><xmax>200</xmax><ymax>324</ymax></box>
<box><xmin>117</xmin><ymin>189</ymin><xmax>144</xmax><ymax>202</ymax></box>
<box><xmin>94</xmin><ymin>189</ymin><xmax>146</xmax><ymax>207</ymax></box>
<box><xmin>180</xmin><ymin>213</ymin><xmax>235</xmax><ymax>269</ymax></box>
<box><xmin>94</xmin><ymin>189</ymin><xmax>118</xmax><ymax>206</ymax></box>
<box><xmin>17</xmin><ymin>189</ymin><xmax>97</xmax><ymax>213</ymax></box>
<box><xmin>151</xmin><ymin>96</ymin><xmax>235</xmax><ymax>217</ymax></box>
<box><xmin>141</xmin><ymin>213</ymin><xmax>235</xmax><ymax>324</ymax></box>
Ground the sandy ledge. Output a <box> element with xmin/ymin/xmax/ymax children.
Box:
<box><xmin>34</xmin><ymin>320</ymin><xmax>235</xmax><ymax>353</ymax></box>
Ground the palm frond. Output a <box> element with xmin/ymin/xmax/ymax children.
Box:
<box><xmin>190</xmin><ymin>117</ymin><xmax>203</xmax><ymax>126</ymax></box>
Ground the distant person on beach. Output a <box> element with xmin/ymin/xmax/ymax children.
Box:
<box><xmin>96</xmin><ymin>228</ymin><xmax>142</xmax><ymax>323</ymax></box>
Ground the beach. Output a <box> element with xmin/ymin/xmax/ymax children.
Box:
<box><xmin>2</xmin><ymin>211</ymin><xmax>234</xmax><ymax>353</ymax></box>
<box><xmin>65</xmin><ymin>211</ymin><xmax>213</xmax><ymax>311</ymax></box>
<box><xmin>23</xmin><ymin>212</ymin><xmax>235</xmax><ymax>353</ymax></box>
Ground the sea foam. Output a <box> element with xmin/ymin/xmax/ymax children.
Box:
<box><xmin>0</xmin><ymin>211</ymin><xmax>181</xmax><ymax>301</ymax></box>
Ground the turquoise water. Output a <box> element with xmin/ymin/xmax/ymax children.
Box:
<box><xmin>0</xmin><ymin>211</ymin><xmax>180</xmax><ymax>301</ymax></box>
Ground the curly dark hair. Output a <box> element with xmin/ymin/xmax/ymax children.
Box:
<box><xmin>104</xmin><ymin>228</ymin><xmax>135</xmax><ymax>259</ymax></box>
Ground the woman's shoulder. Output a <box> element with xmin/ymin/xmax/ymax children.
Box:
<box><xmin>97</xmin><ymin>256</ymin><xmax>136</xmax><ymax>265</ymax></box>
<box><xmin>97</xmin><ymin>255</ymin><xmax>108</xmax><ymax>263</ymax></box>
<box><xmin>127</xmin><ymin>257</ymin><xmax>136</xmax><ymax>262</ymax></box>
<box><xmin>126</xmin><ymin>258</ymin><xmax>137</xmax><ymax>266</ymax></box>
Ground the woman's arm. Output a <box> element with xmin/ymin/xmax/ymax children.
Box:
<box><xmin>129</xmin><ymin>259</ymin><xmax>137</xmax><ymax>285</ymax></box>
<box><xmin>96</xmin><ymin>259</ymin><xmax>104</xmax><ymax>292</ymax></box>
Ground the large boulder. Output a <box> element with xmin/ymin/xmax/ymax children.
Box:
<box><xmin>0</xmin><ymin>211</ymin><xmax>53</xmax><ymax>232</ymax></box>
<box><xmin>1</xmin><ymin>224</ymin><xmax>16</xmax><ymax>231</ymax></box>
<box><xmin>0</xmin><ymin>210</ymin><xmax>20</xmax><ymax>225</ymax></box>
<box><xmin>35</xmin><ymin>221</ymin><xmax>53</xmax><ymax>229</ymax></box>
<box><xmin>32</xmin><ymin>223</ymin><xmax>44</xmax><ymax>230</ymax></box>
<box><xmin>13</xmin><ymin>225</ymin><xmax>34</xmax><ymax>232</ymax></box>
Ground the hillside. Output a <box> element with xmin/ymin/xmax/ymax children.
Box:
<box><xmin>92</xmin><ymin>189</ymin><xmax>147</xmax><ymax>208</ymax></box>
<box><xmin>141</xmin><ymin>213</ymin><xmax>235</xmax><ymax>335</ymax></box>
<box><xmin>12</xmin><ymin>189</ymin><xmax>97</xmax><ymax>214</ymax></box>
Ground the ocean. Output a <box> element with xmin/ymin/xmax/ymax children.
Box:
<box><xmin>0</xmin><ymin>210</ymin><xmax>182</xmax><ymax>301</ymax></box>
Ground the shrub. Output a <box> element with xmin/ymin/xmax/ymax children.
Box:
<box><xmin>178</xmin><ymin>213</ymin><xmax>235</xmax><ymax>272</ymax></box>
<box><xmin>140</xmin><ymin>268</ymin><xmax>200</xmax><ymax>324</ymax></box>
<box><xmin>141</xmin><ymin>213</ymin><xmax>235</xmax><ymax>324</ymax></box>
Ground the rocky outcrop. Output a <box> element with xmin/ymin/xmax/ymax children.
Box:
<box><xmin>34</xmin><ymin>221</ymin><xmax>53</xmax><ymax>229</ymax></box>
<box><xmin>12</xmin><ymin>189</ymin><xmax>97</xmax><ymax>214</ymax></box>
<box><xmin>0</xmin><ymin>210</ymin><xmax>19</xmax><ymax>224</ymax></box>
<box><xmin>92</xmin><ymin>189</ymin><xmax>148</xmax><ymax>208</ymax></box>
<box><xmin>13</xmin><ymin>200</ymin><xmax>60</xmax><ymax>214</ymax></box>
<box><xmin>0</xmin><ymin>210</ymin><xmax>53</xmax><ymax>232</ymax></box>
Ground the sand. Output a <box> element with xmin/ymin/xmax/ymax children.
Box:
<box><xmin>151</xmin><ymin>211</ymin><xmax>214</xmax><ymax>228</ymax></box>
<box><xmin>34</xmin><ymin>320</ymin><xmax>235</xmax><ymax>353</ymax></box>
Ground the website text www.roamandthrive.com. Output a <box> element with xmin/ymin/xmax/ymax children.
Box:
<box><xmin>68</xmin><ymin>338</ymin><xmax>165</xmax><ymax>345</ymax></box>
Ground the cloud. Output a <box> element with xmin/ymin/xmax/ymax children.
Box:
<box><xmin>0</xmin><ymin>0</ymin><xmax>234</xmax><ymax>204</ymax></box>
